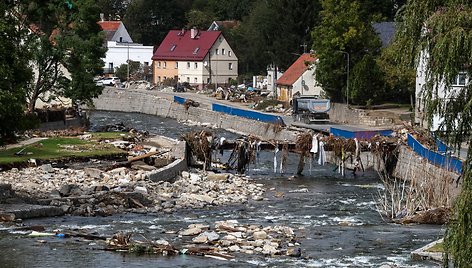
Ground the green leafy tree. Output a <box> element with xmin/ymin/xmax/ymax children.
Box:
<box><xmin>19</xmin><ymin>0</ymin><xmax>106</xmax><ymax>112</ymax></box>
<box><xmin>123</xmin><ymin>0</ymin><xmax>188</xmax><ymax>45</ymax></box>
<box><xmin>377</xmin><ymin>43</ymin><xmax>415</xmax><ymax>105</ymax></box>
<box><xmin>96</xmin><ymin>0</ymin><xmax>128</xmax><ymax>20</ymax></box>
<box><xmin>0</xmin><ymin>2</ymin><xmax>33</xmax><ymax>144</ymax></box>
<box><xmin>350</xmin><ymin>54</ymin><xmax>385</xmax><ymax>105</ymax></box>
<box><xmin>394</xmin><ymin>1</ymin><xmax>471</xmax><ymax>266</ymax></box>
<box><xmin>186</xmin><ymin>9</ymin><xmax>215</xmax><ymax>29</ymax></box>
<box><xmin>235</xmin><ymin>0</ymin><xmax>320</xmax><ymax>75</ymax></box>
<box><xmin>311</xmin><ymin>0</ymin><xmax>382</xmax><ymax>102</ymax></box>
<box><xmin>114</xmin><ymin>61</ymin><xmax>148</xmax><ymax>82</ymax></box>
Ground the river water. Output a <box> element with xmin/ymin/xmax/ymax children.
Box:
<box><xmin>0</xmin><ymin>111</ymin><xmax>443</xmax><ymax>267</ymax></box>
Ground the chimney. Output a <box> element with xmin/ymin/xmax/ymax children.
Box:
<box><xmin>100</xmin><ymin>13</ymin><xmax>105</xmax><ymax>22</ymax></box>
<box><xmin>191</xmin><ymin>27</ymin><xmax>198</xmax><ymax>39</ymax></box>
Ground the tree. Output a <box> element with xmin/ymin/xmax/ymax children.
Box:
<box><xmin>235</xmin><ymin>0</ymin><xmax>320</xmax><ymax>75</ymax></box>
<box><xmin>377</xmin><ymin>43</ymin><xmax>415</xmax><ymax>105</ymax></box>
<box><xmin>350</xmin><ymin>54</ymin><xmax>385</xmax><ymax>105</ymax></box>
<box><xmin>311</xmin><ymin>0</ymin><xmax>382</xmax><ymax>102</ymax></box>
<box><xmin>96</xmin><ymin>0</ymin><xmax>128</xmax><ymax>20</ymax></box>
<box><xmin>186</xmin><ymin>9</ymin><xmax>215</xmax><ymax>30</ymax></box>
<box><xmin>394</xmin><ymin>1</ymin><xmax>471</xmax><ymax>266</ymax></box>
<box><xmin>19</xmin><ymin>0</ymin><xmax>106</xmax><ymax>112</ymax></box>
<box><xmin>123</xmin><ymin>0</ymin><xmax>188</xmax><ymax>46</ymax></box>
<box><xmin>0</xmin><ymin>2</ymin><xmax>36</xmax><ymax>144</ymax></box>
<box><xmin>114</xmin><ymin>61</ymin><xmax>151</xmax><ymax>82</ymax></box>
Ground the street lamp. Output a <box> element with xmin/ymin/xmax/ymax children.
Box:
<box><xmin>338</xmin><ymin>51</ymin><xmax>350</xmax><ymax>106</ymax></box>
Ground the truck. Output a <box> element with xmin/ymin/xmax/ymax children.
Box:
<box><xmin>292</xmin><ymin>96</ymin><xmax>330</xmax><ymax>124</ymax></box>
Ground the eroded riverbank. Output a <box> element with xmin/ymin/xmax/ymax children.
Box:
<box><xmin>0</xmin><ymin>111</ymin><xmax>444</xmax><ymax>267</ymax></box>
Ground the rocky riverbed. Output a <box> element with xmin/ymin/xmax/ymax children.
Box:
<box><xmin>1</xmin><ymin>164</ymin><xmax>265</xmax><ymax>217</ymax></box>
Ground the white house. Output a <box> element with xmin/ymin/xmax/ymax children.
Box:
<box><xmin>415</xmin><ymin>51</ymin><xmax>469</xmax><ymax>130</ymax></box>
<box><xmin>276</xmin><ymin>53</ymin><xmax>323</xmax><ymax>104</ymax></box>
<box><xmin>98</xmin><ymin>17</ymin><xmax>154</xmax><ymax>77</ymax></box>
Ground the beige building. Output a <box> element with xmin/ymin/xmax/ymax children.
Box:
<box><xmin>152</xmin><ymin>29</ymin><xmax>238</xmax><ymax>89</ymax></box>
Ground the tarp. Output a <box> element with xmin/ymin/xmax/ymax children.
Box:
<box><xmin>212</xmin><ymin>103</ymin><xmax>285</xmax><ymax>125</ymax></box>
<box><xmin>330</xmin><ymin>127</ymin><xmax>393</xmax><ymax>139</ymax></box>
<box><xmin>407</xmin><ymin>134</ymin><xmax>462</xmax><ymax>174</ymax></box>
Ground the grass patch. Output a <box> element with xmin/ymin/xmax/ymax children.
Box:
<box><xmin>0</xmin><ymin>137</ymin><xmax>124</xmax><ymax>165</ymax></box>
<box><xmin>90</xmin><ymin>132</ymin><xmax>129</xmax><ymax>140</ymax></box>
<box><xmin>426</xmin><ymin>242</ymin><xmax>444</xmax><ymax>253</ymax></box>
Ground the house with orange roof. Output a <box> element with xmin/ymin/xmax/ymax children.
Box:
<box><xmin>152</xmin><ymin>28</ymin><xmax>238</xmax><ymax>89</ymax></box>
<box><xmin>276</xmin><ymin>53</ymin><xmax>324</xmax><ymax>104</ymax></box>
<box><xmin>98</xmin><ymin>14</ymin><xmax>153</xmax><ymax>77</ymax></box>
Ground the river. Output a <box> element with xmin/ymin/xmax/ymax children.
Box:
<box><xmin>0</xmin><ymin>111</ymin><xmax>443</xmax><ymax>267</ymax></box>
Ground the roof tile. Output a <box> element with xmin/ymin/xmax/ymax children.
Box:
<box><xmin>152</xmin><ymin>30</ymin><xmax>221</xmax><ymax>61</ymax></box>
<box><xmin>277</xmin><ymin>53</ymin><xmax>316</xmax><ymax>86</ymax></box>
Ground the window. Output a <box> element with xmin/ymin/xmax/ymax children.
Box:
<box><xmin>119</xmin><ymin>37</ymin><xmax>123</xmax><ymax>42</ymax></box>
<box><xmin>194</xmin><ymin>77</ymin><xmax>198</xmax><ymax>83</ymax></box>
<box><xmin>207</xmin><ymin>78</ymin><xmax>210</xmax><ymax>84</ymax></box>
<box><xmin>157</xmin><ymin>61</ymin><xmax>161</xmax><ymax>68</ymax></box>
<box><xmin>164</xmin><ymin>76</ymin><xmax>167</xmax><ymax>80</ymax></box>
<box><xmin>187</xmin><ymin>77</ymin><xmax>190</xmax><ymax>82</ymax></box>
<box><xmin>222</xmin><ymin>48</ymin><xmax>225</xmax><ymax>55</ymax></box>
<box><xmin>228</xmin><ymin>63</ymin><xmax>233</xmax><ymax>70</ymax></box>
<box><xmin>163</xmin><ymin>62</ymin><xmax>167</xmax><ymax>69</ymax></box>
<box><xmin>187</xmin><ymin>62</ymin><xmax>190</xmax><ymax>69</ymax></box>
<box><xmin>108</xmin><ymin>62</ymin><xmax>113</xmax><ymax>70</ymax></box>
<box><xmin>228</xmin><ymin>51</ymin><xmax>232</xmax><ymax>57</ymax></box>
<box><xmin>144</xmin><ymin>62</ymin><xmax>149</xmax><ymax>66</ymax></box>
<box><xmin>452</xmin><ymin>73</ymin><xmax>467</xmax><ymax>86</ymax></box>
<box><xmin>215</xmin><ymin>49</ymin><xmax>219</xmax><ymax>55</ymax></box>
<box><xmin>175</xmin><ymin>62</ymin><xmax>178</xmax><ymax>69</ymax></box>
<box><xmin>158</xmin><ymin>76</ymin><xmax>161</xmax><ymax>82</ymax></box>
<box><xmin>194</xmin><ymin>62</ymin><xmax>198</xmax><ymax>69</ymax></box>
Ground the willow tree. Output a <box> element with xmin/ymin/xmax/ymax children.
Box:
<box><xmin>395</xmin><ymin>1</ymin><xmax>471</xmax><ymax>266</ymax></box>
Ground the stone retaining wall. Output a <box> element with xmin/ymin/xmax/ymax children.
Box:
<box><xmin>146</xmin><ymin>140</ymin><xmax>187</xmax><ymax>182</ymax></box>
<box><xmin>91</xmin><ymin>88</ymin><xmax>297</xmax><ymax>142</ymax></box>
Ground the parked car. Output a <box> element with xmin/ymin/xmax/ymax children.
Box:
<box><xmin>101</xmin><ymin>77</ymin><xmax>120</xmax><ymax>86</ymax></box>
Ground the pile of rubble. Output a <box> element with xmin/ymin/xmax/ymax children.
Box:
<box><xmin>105</xmin><ymin>219</ymin><xmax>302</xmax><ymax>260</ymax></box>
<box><xmin>0</xmin><ymin>166</ymin><xmax>265</xmax><ymax>217</ymax></box>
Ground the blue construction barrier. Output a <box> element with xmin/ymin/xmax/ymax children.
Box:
<box><xmin>212</xmin><ymin>103</ymin><xmax>285</xmax><ymax>125</ymax></box>
<box><xmin>330</xmin><ymin>127</ymin><xmax>393</xmax><ymax>139</ymax></box>
<box><xmin>173</xmin><ymin>96</ymin><xmax>186</xmax><ymax>104</ymax></box>
<box><xmin>407</xmin><ymin>134</ymin><xmax>462</xmax><ymax>174</ymax></box>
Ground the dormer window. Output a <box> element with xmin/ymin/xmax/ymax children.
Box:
<box><xmin>170</xmin><ymin>44</ymin><xmax>176</xmax><ymax>51</ymax></box>
<box><xmin>193</xmin><ymin>47</ymin><xmax>200</xmax><ymax>54</ymax></box>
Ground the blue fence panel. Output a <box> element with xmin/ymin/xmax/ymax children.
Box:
<box><xmin>212</xmin><ymin>103</ymin><xmax>285</xmax><ymax>125</ymax></box>
<box><xmin>407</xmin><ymin>134</ymin><xmax>462</xmax><ymax>174</ymax></box>
<box><xmin>330</xmin><ymin>127</ymin><xmax>393</xmax><ymax>139</ymax></box>
<box><xmin>173</xmin><ymin>96</ymin><xmax>186</xmax><ymax>104</ymax></box>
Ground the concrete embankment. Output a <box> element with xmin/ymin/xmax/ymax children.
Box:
<box><xmin>91</xmin><ymin>88</ymin><xmax>461</xmax><ymax>198</ymax></box>
<box><xmin>91</xmin><ymin>88</ymin><xmax>297</xmax><ymax>142</ymax></box>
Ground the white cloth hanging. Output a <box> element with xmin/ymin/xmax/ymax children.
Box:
<box><xmin>318</xmin><ymin>141</ymin><xmax>326</xmax><ymax>166</ymax></box>
<box><xmin>274</xmin><ymin>146</ymin><xmax>279</xmax><ymax>173</ymax></box>
<box><xmin>310</xmin><ymin>134</ymin><xmax>319</xmax><ymax>154</ymax></box>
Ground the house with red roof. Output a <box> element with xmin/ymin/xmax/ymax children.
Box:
<box><xmin>98</xmin><ymin>15</ymin><xmax>153</xmax><ymax>77</ymax></box>
<box><xmin>152</xmin><ymin>28</ymin><xmax>238</xmax><ymax>89</ymax></box>
<box><xmin>276</xmin><ymin>53</ymin><xmax>323</xmax><ymax>103</ymax></box>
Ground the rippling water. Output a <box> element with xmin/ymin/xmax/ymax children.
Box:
<box><xmin>0</xmin><ymin>111</ymin><xmax>443</xmax><ymax>267</ymax></box>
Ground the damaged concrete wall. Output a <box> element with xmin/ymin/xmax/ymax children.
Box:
<box><xmin>91</xmin><ymin>88</ymin><xmax>297</xmax><ymax>142</ymax></box>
